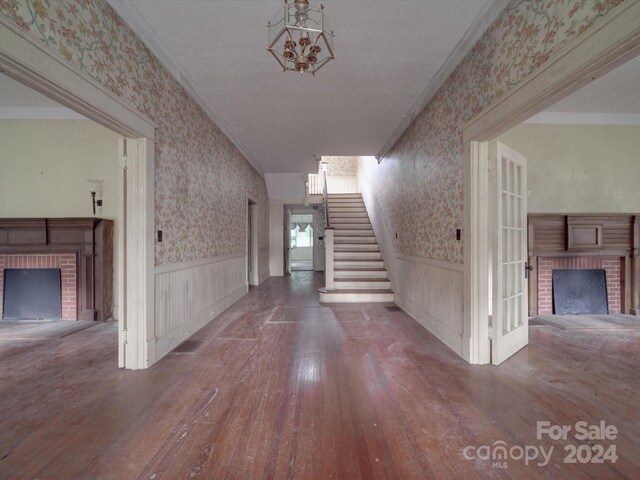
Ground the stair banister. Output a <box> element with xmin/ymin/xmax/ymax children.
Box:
<box><xmin>323</xmin><ymin>171</ymin><xmax>334</xmax><ymax>290</ymax></box>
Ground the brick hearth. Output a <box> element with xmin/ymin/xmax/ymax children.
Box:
<box><xmin>0</xmin><ymin>254</ymin><xmax>77</xmax><ymax>320</ymax></box>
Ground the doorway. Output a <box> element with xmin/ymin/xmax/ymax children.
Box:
<box><xmin>461</xmin><ymin>3</ymin><xmax>640</xmax><ymax>365</ymax></box>
<box><xmin>290</xmin><ymin>213</ymin><xmax>314</xmax><ymax>271</ymax></box>
<box><xmin>247</xmin><ymin>197</ymin><xmax>259</xmax><ymax>286</ymax></box>
<box><xmin>0</xmin><ymin>30</ymin><xmax>155</xmax><ymax>370</ymax></box>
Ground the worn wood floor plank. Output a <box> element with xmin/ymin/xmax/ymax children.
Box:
<box><xmin>0</xmin><ymin>272</ymin><xmax>637</xmax><ymax>479</ymax></box>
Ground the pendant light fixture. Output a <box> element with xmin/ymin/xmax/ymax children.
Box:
<box><xmin>267</xmin><ymin>0</ymin><xmax>335</xmax><ymax>75</ymax></box>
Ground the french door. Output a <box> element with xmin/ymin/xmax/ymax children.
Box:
<box><xmin>490</xmin><ymin>141</ymin><xmax>528</xmax><ymax>365</ymax></box>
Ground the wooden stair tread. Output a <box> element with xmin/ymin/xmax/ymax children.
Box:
<box><xmin>334</xmin><ymin>268</ymin><xmax>387</xmax><ymax>271</ymax></box>
<box><xmin>321</xmin><ymin>289</ymin><xmax>394</xmax><ymax>294</ymax></box>
<box><xmin>335</xmin><ymin>278</ymin><xmax>389</xmax><ymax>282</ymax></box>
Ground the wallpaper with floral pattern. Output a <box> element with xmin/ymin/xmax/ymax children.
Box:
<box><xmin>359</xmin><ymin>0</ymin><xmax>625</xmax><ymax>264</ymax></box>
<box><xmin>0</xmin><ymin>0</ymin><xmax>268</xmax><ymax>266</ymax></box>
<box><xmin>321</xmin><ymin>156</ymin><xmax>358</xmax><ymax>176</ymax></box>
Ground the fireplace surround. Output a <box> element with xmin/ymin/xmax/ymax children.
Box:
<box><xmin>528</xmin><ymin>214</ymin><xmax>638</xmax><ymax>316</ymax></box>
<box><xmin>0</xmin><ymin>218</ymin><xmax>113</xmax><ymax>321</ymax></box>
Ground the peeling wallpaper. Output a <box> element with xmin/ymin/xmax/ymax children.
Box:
<box><xmin>359</xmin><ymin>0</ymin><xmax>624</xmax><ymax>264</ymax></box>
<box><xmin>0</xmin><ymin>0</ymin><xmax>268</xmax><ymax>266</ymax></box>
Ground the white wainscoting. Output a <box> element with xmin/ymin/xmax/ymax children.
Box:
<box><xmin>326</xmin><ymin>176</ymin><xmax>359</xmax><ymax>194</ymax></box>
<box><xmin>359</xmin><ymin>173</ymin><xmax>465</xmax><ymax>357</ymax></box>
<box><xmin>259</xmin><ymin>248</ymin><xmax>270</xmax><ymax>283</ymax></box>
<box><xmin>394</xmin><ymin>255</ymin><xmax>464</xmax><ymax>356</ymax></box>
<box><xmin>154</xmin><ymin>253</ymin><xmax>247</xmax><ymax>360</ymax></box>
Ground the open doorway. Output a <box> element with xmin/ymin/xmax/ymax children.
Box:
<box><xmin>247</xmin><ymin>197</ymin><xmax>259</xmax><ymax>286</ymax></box>
<box><xmin>474</xmin><ymin>53</ymin><xmax>640</xmax><ymax>366</ymax></box>
<box><xmin>0</xmin><ymin>38</ymin><xmax>155</xmax><ymax>370</ymax></box>
<box><xmin>290</xmin><ymin>213</ymin><xmax>314</xmax><ymax>271</ymax></box>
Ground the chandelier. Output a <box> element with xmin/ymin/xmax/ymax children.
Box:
<box><xmin>267</xmin><ymin>0</ymin><xmax>335</xmax><ymax>75</ymax></box>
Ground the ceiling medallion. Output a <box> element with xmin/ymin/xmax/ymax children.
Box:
<box><xmin>267</xmin><ymin>0</ymin><xmax>335</xmax><ymax>75</ymax></box>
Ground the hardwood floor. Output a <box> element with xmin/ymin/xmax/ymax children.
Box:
<box><xmin>0</xmin><ymin>272</ymin><xmax>637</xmax><ymax>479</ymax></box>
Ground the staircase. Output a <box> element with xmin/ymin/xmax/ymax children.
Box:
<box><xmin>319</xmin><ymin>193</ymin><xmax>394</xmax><ymax>303</ymax></box>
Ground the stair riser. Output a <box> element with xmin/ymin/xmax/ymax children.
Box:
<box><xmin>335</xmin><ymin>260</ymin><xmax>384</xmax><ymax>268</ymax></box>
<box><xmin>334</xmin><ymin>245</ymin><xmax>379</xmax><ymax>251</ymax></box>
<box><xmin>333</xmin><ymin>226</ymin><xmax>373</xmax><ymax>232</ymax></box>
<box><xmin>335</xmin><ymin>237</ymin><xmax>377</xmax><ymax>243</ymax></box>
<box><xmin>332</xmin><ymin>222</ymin><xmax>372</xmax><ymax>228</ymax></box>
<box><xmin>329</xmin><ymin>212</ymin><xmax>368</xmax><ymax>218</ymax></box>
<box><xmin>335</xmin><ymin>270</ymin><xmax>388</xmax><ymax>278</ymax></box>
<box><xmin>335</xmin><ymin>281</ymin><xmax>391</xmax><ymax>290</ymax></box>
<box><xmin>319</xmin><ymin>292</ymin><xmax>394</xmax><ymax>303</ymax></box>
<box><xmin>334</xmin><ymin>252</ymin><xmax>381</xmax><ymax>260</ymax></box>
<box><xmin>328</xmin><ymin>203</ymin><xmax>364</xmax><ymax>208</ymax></box>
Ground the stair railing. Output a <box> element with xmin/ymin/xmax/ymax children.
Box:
<box><xmin>323</xmin><ymin>170</ymin><xmax>334</xmax><ymax>290</ymax></box>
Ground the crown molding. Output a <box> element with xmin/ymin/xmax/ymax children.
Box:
<box><xmin>106</xmin><ymin>0</ymin><xmax>264</xmax><ymax>176</ymax></box>
<box><xmin>376</xmin><ymin>0</ymin><xmax>508</xmax><ymax>162</ymax></box>
<box><xmin>0</xmin><ymin>106</ymin><xmax>86</xmax><ymax>120</ymax></box>
<box><xmin>525</xmin><ymin>111</ymin><xmax>640</xmax><ymax>126</ymax></box>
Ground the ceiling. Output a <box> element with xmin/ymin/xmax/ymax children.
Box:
<box><xmin>0</xmin><ymin>73</ymin><xmax>85</xmax><ymax>119</ymax></box>
<box><xmin>528</xmin><ymin>54</ymin><xmax>640</xmax><ymax>125</ymax></box>
<box><xmin>107</xmin><ymin>0</ymin><xmax>502</xmax><ymax>173</ymax></box>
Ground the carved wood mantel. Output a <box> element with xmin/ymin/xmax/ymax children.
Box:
<box><xmin>0</xmin><ymin>218</ymin><xmax>113</xmax><ymax>321</ymax></box>
<box><xmin>528</xmin><ymin>214</ymin><xmax>639</xmax><ymax>316</ymax></box>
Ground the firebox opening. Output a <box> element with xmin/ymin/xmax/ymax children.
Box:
<box><xmin>2</xmin><ymin>268</ymin><xmax>62</xmax><ymax>320</ymax></box>
<box><xmin>552</xmin><ymin>269</ymin><xmax>609</xmax><ymax>315</ymax></box>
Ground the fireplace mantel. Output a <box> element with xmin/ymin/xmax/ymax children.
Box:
<box><xmin>528</xmin><ymin>214</ymin><xmax>639</xmax><ymax>316</ymax></box>
<box><xmin>0</xmin><ymin>218</ymin><xmax>113</xmax><ymax>321</ymax></box>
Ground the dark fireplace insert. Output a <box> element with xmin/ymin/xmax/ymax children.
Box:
<box><xmin>2</xmin><ymin>268</ymin><xmax>62</xmax><ymax>320</ymax></box>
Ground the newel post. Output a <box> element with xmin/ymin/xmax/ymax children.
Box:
<box><xmin>325</xmin><ymin>228</ymin><xmax>334</xmax><ymax>290</ymax></box>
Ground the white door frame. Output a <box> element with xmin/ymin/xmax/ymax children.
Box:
<box><xmin>462</xmin><ymin>2</ymin><xmax>640</xmax><ymax>364</ymax></box>
<box><xmin>0</xmin><ymin>21</ymin><xmax>157</xmax><ymax>369</ymax></box>
<box><xmin>246</xmin><ymin>194</ymin><xmax>259</xmax><ymax>286</ymax></box>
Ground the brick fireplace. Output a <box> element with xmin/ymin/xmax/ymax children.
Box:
<box><xmin>528</xmin><ymin>214</ymin><xmax>638</xmax><ymax>316</ymax></box>
<box><xmin>0</xmin><ymin>254</ymin><xmax>77</xmax><ymax>320</ymax></box>
<box><xmin>537</xmin><ymin>256</ymin><xmax>623</xmax><ymax>314</ymax></box>
<box><xmin>0</xmin><ymin>219</ymin><xmax>114</xmax><ymax>321</ymax></box>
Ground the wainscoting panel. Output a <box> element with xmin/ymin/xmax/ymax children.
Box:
<box><xmin>359</xmin><ymin>172</ymin><xmax>464</xmax><ymax>357</ymax></box>
<box><xmin>394</xmin><ymin>255</ymin><xmax>464</xmax><ymax>356</ymax></box>
<box><xmin>259</xmin><ymin>248</ymin><xmax>270</xmax><ymax>283</ymax></box>
<box><xmin>326</xmin><ymin>176</ymin><xmax>359</xmax><ymax>194</ymax></box>
<box><xmin>154</xmin><ymin>253</ymin><xmax>247</xmax><ymax>359</ymax></box>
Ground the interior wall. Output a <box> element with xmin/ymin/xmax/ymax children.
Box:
<box><xmin>497</xmin><ymin>123</ymin><xmax>640</xmax><ymax>213</ymax></box>
<box><xmin>0</xmin><ymin>120</ymin><xmax>119</xmax><ymax>218</ymax></box>
<box><xmin>356</xmin><ymin>0</ymin><xmax>626</xmax><ymax>358</ymax></box>
<box><xmin>322</xmin><ymin>156</ymin><xmax>358</xmax><ymax>176</ymax></box>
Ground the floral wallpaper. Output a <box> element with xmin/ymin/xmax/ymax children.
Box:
<box><xmin>359</xmin><ymin>0</ymin><xmax>624</xmax><ymax>264</ymax></box>
<box><xmin>321</xmin><ymin>156</ymin><xmax>358</xmax><ymax>177</ymax></box>
<box><xmin>0</xmin><ymin>0</ymin><xmax>268</xmax><ymax>266</ymax></box>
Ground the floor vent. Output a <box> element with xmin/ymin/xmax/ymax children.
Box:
<box><xmin>385</xmin><ymin>305</ymin><xmax>402</xmax><ymax>312</ymax></box>
<box><xmin>172</xmin><ymin>340</ymin><xmax>204</xmax><ymax>354</ymax></box>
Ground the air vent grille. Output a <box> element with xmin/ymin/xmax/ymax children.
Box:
<box><xmin>172</xmin><ymin>340</ymin><xmax>204</xmax><ymax>354</ymax></box>
<box><xmin>385</xmin><ymin>305</ymin><xmax>402</xmax><ymax>312</ymax></box>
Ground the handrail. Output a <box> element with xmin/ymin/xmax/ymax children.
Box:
<box><xmin>323</xmin><ymin>170</ymin><xmax>330</xmax><ymax>228</ymax></box>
